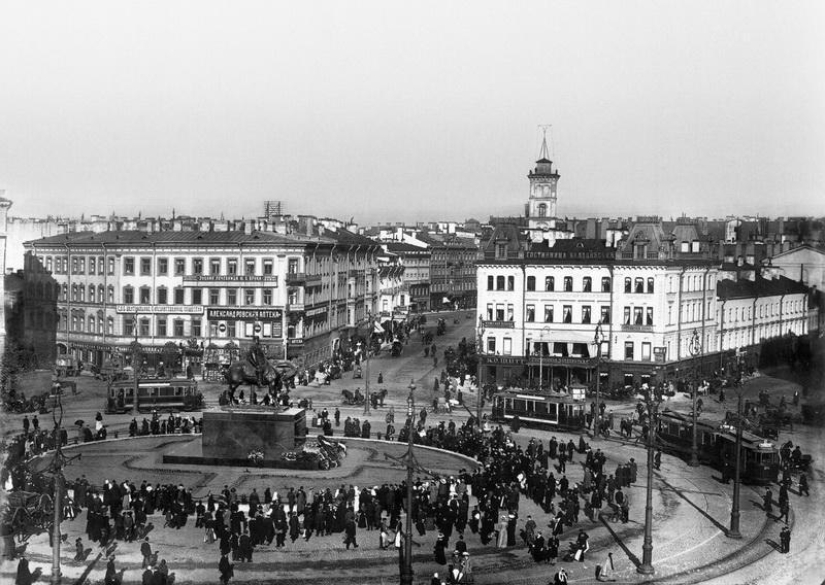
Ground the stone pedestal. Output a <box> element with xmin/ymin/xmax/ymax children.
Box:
<box><xmin>201</xmin><ymin>407</ymin><xmax>307</xmax><ymax>461</ymax></box>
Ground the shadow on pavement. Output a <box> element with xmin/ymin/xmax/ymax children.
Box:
<box><xmin>600</xmin><ymin>515</ymin><xmax>641</xmax><ymax>569</ymax></box>
<box><xmin>659</xmin><ymin>477</ymin><xmax>729</xmax><ymax>534</ymax></box>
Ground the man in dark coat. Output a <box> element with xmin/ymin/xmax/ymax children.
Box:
<box><xmin>344</xmin><ymin>517</ymin><xmax>358</xmax><ymax>549</ymax></box>
<box><xmin>219</xmin><ymin>553</ymin><xmax>233</xmax><ymax>584</ymax></box>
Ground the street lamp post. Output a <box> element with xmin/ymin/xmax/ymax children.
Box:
<box><xmin>728</xmin><ymin>384</ymin><xmax>743</xmax><ymax>539</ymax></box>
<box><xmin>593</xmin><ymin>322</ymin><xmax>604</xmax><ymax>440</ymax></box>
<box><xmin>476</xmin><ymin>316</ymin><xmax>485</xmax><ymax>428</ymax></box>
<box><xmin>688</xmin><ymin>330</ymin><xmax>701</xmax><ymax>467</ymax></box>
<box><xmin>401</xmin><ymin>379</ymin><xmax>416</xmax><ymax>585</ymax></box>
<box><xmin>638</xmin><ymin>395</ymin><xmax>659</xmax><ymax>575</ymax></box>
<box><xmin>132</xmin><ymin>312</ymin><xmax>141</xmax><ymax>416</ymax></box>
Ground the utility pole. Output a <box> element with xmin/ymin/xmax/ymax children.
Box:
<box><xmin>132</xmin><ymin>312</ymin><xmax>141</xmax><ymax>416</ymax></box>
<box><xmin>728</xmin><ymin>387</ymin><xmax>743</xmax><ymax>539</ymax></box>
<box><xmin>638</xmin><ymin>396</ymin><xmax>658</xmax><ymax>575</ymax></box>
<box><xmin>363</xmin><ymin>312</ymin><xmax>372</xmax><ymax>416</ymax></box>
<box><xmin>401</xmin><ymin>379</ymin><xmax>416</xmax><ymax>585</ymax></box>
<box><xmin>49</xmin><ymin>390</ymin><xmax>79</xmax><ymax>585</ymax></box>
<box><xmin>688</xmin><ymin>330</ymin><xmax>701</xmax><ymax>467</ymax></box>
<box><xmin>476</xmin><ymin>315</ymin><xmax>485</xmax><ymax>428</ymax></box>
<box><xmin>593</xmin><ymin>322</ymin><xmax>604</xmax><ymax>440</ymax></box>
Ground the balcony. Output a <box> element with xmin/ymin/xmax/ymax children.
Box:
<box><xmin>621</xmin><ymin>323</ymin><xmax>654</xmax><ymax>333</ymax></box>
<box><xmin>482</xmin><ymin>320</ymin><xmax>515</xmax><ymax>329</ymax></box>
<box><xmin>286</xmin><ymin>272</ymin><xmax>306</xmax><ymax>285</ymax></box>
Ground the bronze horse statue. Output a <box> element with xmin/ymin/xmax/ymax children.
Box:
<box><xmin>224</xmin><ymin>356</ymin><xmax>281</xmax><ymax>403</ymax></box>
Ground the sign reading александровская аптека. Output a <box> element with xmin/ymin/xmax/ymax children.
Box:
<box><xmin>206</xmin><ymin>308</ymin><xmax>284</xmax><ymax>320</ymax></box>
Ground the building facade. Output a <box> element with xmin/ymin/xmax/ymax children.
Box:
<box><xmin>23</xmin><ymin>229</ymin><xmax>381</xmax><ymax>371</ymax></box>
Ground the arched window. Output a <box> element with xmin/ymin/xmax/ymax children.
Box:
<box><xmin>537</xmin><ymin>203</ymin><xmax>547</xmax><ymax>217</ymax></box>
<box><xmin>71</xmin><ymin>284</ymin><xmax>78</xmax><ymax>301</ymax></box>
<box><xmin>108</xmin><ymin>285</ymin><xmax>115</xmax><ymax>303</ymax></box>
<box><xmin>507</xmin><ymin>276</ymin><xmax>515</xmax><ymax>291</ymax></box>
<box><xmin>123</xmin><ymin>286</ymin><xmax>134</xmax><ymax>304</ymax></box>
<box><xmin>496</xmin><ymin>276</ymin><xmax>505</xmax><ymax>290</ymax></box>
<box><xmin>107</xmin><ymin>317</ymin><xmax>114</xmax><ymax>335</ymax></box>
<box><xmin>89</xmin><ymin>285</ymin><xmax>96</xmax><ymax>302</ymax></box>
<box><xmin>88</xmin><ymin>316</ymin><xmax>96</xmax><ymax>333</ymax></box>
<box><xmin>526</xmin><ymin>276</ymin><xmax>536</xmax><ymax>291</ymax></box>
<box><xmin>545</xmin><ymin>276</ymin><xmax>555</xmax><ymax>291</ymax></box>
<box><xmin>98</xmin><ymin>285</ymin><xmax>105</xmax><ymax>303</ymax></box>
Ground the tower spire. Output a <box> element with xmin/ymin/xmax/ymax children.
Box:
<box><xmin>538</xmin><ymin>124</ymin><xmax>552</xmax><ymax>161</ymax></box>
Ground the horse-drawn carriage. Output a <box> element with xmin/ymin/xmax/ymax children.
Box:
<box><xmin>3</xmin><ymin>491</ymin><xmax>54</xmax><ymax>543</ymax></box>
<box><xmin>4</xmin><ymin>391</ymin><xmax>50</xmax><ymax>414</ymax></box>
<box><xmin>341</xmin><ymin>389</ymin><xmax>365</xmax><ymax>406</ymax></box>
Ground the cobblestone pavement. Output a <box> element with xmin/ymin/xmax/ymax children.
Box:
<box><xmin>2</xmin><ymin>311</ymin><xmax>822</xmax><ymax>584</ymax></box>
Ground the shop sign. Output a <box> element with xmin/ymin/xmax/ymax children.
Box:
<box><xmin>182</xmin><ymin>275</ymin><xmax>280</xmax><ymax>284</ymax></box>
<box><xmin>306</xmin><ymin>306</ymin><xmax>328</xmax><ymax>317</ymax></box>
<box><xmin>287</xmin><ymin>339</ymin><xmax>304</xmax><ymax>347</ymax></box>
<box><xmin>206</xmin><ymin>308</ymin><xmax>284</xmax><ymax>320</ymax></box>
<box><xmin>116</xmin><ymin>305</ymin><xmax>204</xmax><ymax>314</ymax></box>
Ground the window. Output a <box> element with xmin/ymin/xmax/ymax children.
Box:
<box><xmin>646</xmin><ymin>307</ymin><xmax>654</xmax><ymax>326</ymax></box>
<box><xmin>647</xmin><ymin>278</ymin><xmax>655</xmax><ymax>293</ymax></box>
<box><xmin>487</xmin><ymin>337</ymin><xmax>496</xmax><ymax>353</ymax></box>
<box><xmin>227</xmin><ymin>321</ymin><xmax>236</xmax><ymax>338</ymax></box>
<box><xmin>89</xmin><ymin>257</ymin><xmax>96</xmax><ymax>274</ymax></box>
<box><xmin>245</xmin><ymin>259</ymin><xmax>256</xmax><ymax>275</ymax></box>
<box><xmin>635</xmin><ymin>278</ymin><xmax>644</xmax><ymax>293</ymax></box>
<box><xmin>108</xmin><ymin>257</ymin><xmax>116</xmax><ymax>275</ymax></box>
<box><xmin>288</xmin><ymin>258</ymin><xmax>300</xmax><ymax>274</ymax></box>
<box><xmin>526</xmin><ymin>276</ymin><xmax>536</xmax><ymax>291</ymax></box>
<box><xmin>600</xmin><ymin>306</ymin><xmax>611</xmax><ymax>324</ymax></box>
<box><xmin>564</xmin><ymin>276</ymin><xmax>573</xmax><ymax>292</ymax></box>
<box><xmin>123</xmin><ymin>286</ymin><xmax>134</xmax><ymax>304</ymax></box>
<box><xmin>158</xmin><ymin>258</ymin><xmax>168</xmax><ymax>275</ymax></box>
<box><xmin>486</xmin><ymin>303</ymin><xmax>493</xmax><ymax>321</ymax></box>
<box><xmin>496</xmin><ymin>276</ymin><xmax>505</xmax><ymax>290</ymax></box>
<box><xmin>71</xmin><ymin>258</ymin><xmax>78</xmax><ymax>274</ymax></box>
<box><xmin>98</xmin><ymin>285</ymin><xmax>104</xmax><ymax>303</ymax></box>
<box><xmin>87</xmin><ymin>316</ymin><xmax>95</xmax><ymax>333</ymax></box>
<box><xmin>228</xmin><ymin>259</ymin><xmax>238</xmax><ymax>275</ymax></box>
<box><xmin>107</xmin><ymin>317</ymin><xmax>114</xmax><ymax>335</ymax></box>
<box><xmin>641</xmin><ymin>342</ymin><xmax>652</xmax><ymax>361</ymax></box>
<box><xmin>544</xmin><ymin>305</ymin><xmax>554</xmax><ymax>323</ymax></box>
<box><xmin>210</xmin><ymin>289</ymin><xmax>220</xmax><ymax>305</ymax></box>
<box><xmin>583</xmin><ymin>277</ymin><xmax>592</xmax><ymax>292</ymax></box>
<box><xmin>174</xmin><ymin>287</ymin><xmax>185</xmax><ymax>304</ymax></box>
<box><xmin>88</xmin><ymin>285</ymin><xmax>95</xmax><ymax>303</ymax></box>
<box><xmin>193</xmin><ymin>258</ymin><xmax>204</xmax><ymax>275</ymax></box>
<box><xmin>174</xmin><ymin>258</ymin><xmax>185</xmax><ymax>275</ymax></box>
<box><xmin>139</xmin><ymin>286</ymin><xmax>151</xmax><ymax>304</ymax></box>
<box><xmin>526</xmin><ymin>305</ymin><xmax>535</xmax><ymax>322</ymax></box>
<box><xmin>495</xmin><ymin>304</ymin><xmax>505</xmax><ymax>321</ymax></box>
<box><xmin>263</xmin><ymin>260</ymin><xmax>273</xmax><ymax>275</ymax></box>
<box><xmin>487</xmin><ymin>275</ymin><xmax>494</xmax><ymax>290</ymax></box>
<box><xmin>624</xmin><ymin>278</ymin><xmax>632</xmax><ymax>293</ymax></box>
<box><xmin>563</xmin><ymin>305</ymin><xmax>572</xmax><ymax>323</ymax></box>
<box><xmin>139</xmin><ymin>318</ymin><xmax>150</xmax><ymax>337</ymax></box>
<box><xmin>245</xmin><ymin>289</ymin><xmax>255</xmax><ymax>305</ymax></box>
<box><xmin>543</xmin><ymin>276</ymin><xmax>554</xmax><ymax>291</ymax></box>
<box><xmin>98</xmin><ymin>256</ymin><xmax>104</xmax><ymax>275</ymax></box>
<box><xmin>124</xmin><ymin>316</ymin><xmax>135</xmax><ymax>337</ymax></box>
<box><xmin>227</xmin><ymin>289</ymin><xmax>238</xmax><ymax>306</ymax></box>
<box><xmin>624</xmin><ymin>341</ymin><xmax>634</xmax><ymax>360</ymax></box>
<box><xmin>107</xmin><ymin>285</ymin><xmax>115</xmax><ymax>303</ymax></box>
<box><xmin>174</xmin><ymin>319</ymin><xmax>184</xmax><ymax>337</ymax></box>
<box><xmin>634</xmin><ymin>307</ymin><xmax>643</xmax><ymax>325</ymax></box>
<box><xmin>210</xmin><ymin>258</ymin><xmax>221</xmax><ymax>275</ymax></box>
<box><xmin>124</xmin><ymin>257</ymin><xmax>135</xmax><ymax>275</ymax></box>
<box><xmin>624</xmin><ymin>307</ymin><xmax>631</xmax><ymax>325</ymax></box>
<box><xmin>209</xmin><ymin>322</ymin><xmax>218</xmax><ymax>337</ymax></box>
<box><xmin>582</xmin><ymin>306</ymin><xmax>592</xmax><ymax>324</ymax></box>
<box><xmin>191</xmin><ymin>318</ymin><xmax>202</xmax><ymax>338</ymax></box>
<box><xmin>506</xmin><ymin>304</ymin><xmax>514</xmax><ymax>321</ymax></box>
<box><xmin>157</xmin><ymin>318</ymin><xmax>167</xmax><ymax>337</ymax></box>
<box><xmin>140</xmin><ymin>257</ymin><xmax>152</xmax><ymax>276</ymax></box>
<box><xmin>507</xmin><ymin>276</ymin><xmax>515</xmax><ymax>291</ymax></box>
<box><xmin>503</xmin><ymin>337</ymin><xmax>512</xmax><ymax>355</ymax></box>
<box><xmin>192</xmin><ymin>289</ymin><xmax>202</xmax><ymax>305</ymax></box>
<box><xmin>537</xmin><ymin>203</ymin><xmax>547</xmax><ymax>217</ymax></box>
<box><xmin>263</xmin><ymin>289</ymin><xmax>273</xmax><ymax>305</ymax></box>
<box><xmin>157</xmin><ymin>287</ymin><xmax>168</xmax><ymax>305</ymax></box>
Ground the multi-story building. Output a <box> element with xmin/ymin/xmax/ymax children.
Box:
<box><xmin>384</xmin><ymin>242</ymin><xmax>431</xmax><ymax>312</ymax></box>
<box><xmin>417</xmin><ymin>233</ymin><xmax>478</xmax><ymax>310</ymax></box>
<box><xmin>23</xmin><ymin>228</ymin><xmax>381</xmax><ymax>371</ymax></box>
<box><xmin>477</xmin><ymin>233</ymin><xmax>719</xmax><ymax>391</ymax></box>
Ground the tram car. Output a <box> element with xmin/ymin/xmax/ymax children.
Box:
<box><xmin>105</xmin><ymin>378</ymin><xmax>204</xmax><ymax>414</ymax></box>
<box><xmin>656</xmin><ymin>409</ymin><xmax>779</xmax><ymax>484</ymax></box>
<box><xmin>491</xmin><ymin>389</ymin><xmax>587</xmax><ymax>431</ymax></box>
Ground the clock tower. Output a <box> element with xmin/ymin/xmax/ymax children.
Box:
<box><xmin>527</xmin><ymin>133</ymin><xmax>560</xmax><ymax>220</ymax></box>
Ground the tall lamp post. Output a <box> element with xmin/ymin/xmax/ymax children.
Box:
<box><xmin>131</xmin><ymin>312</ymin><xmax>141</xmax><ymax>416</ymax></box>
<box><xmin>637</xmin><ymin>394</ymin><xmax>660</xmax><ymax>575</ymax></box>
<box><xmin>476</xmin><ymin>315</ymin><xmax>485</xmax><ymax>428</ymax></box>
<box><xmin>688</xmin><ymin>330</ymin><xmax>701</xmax><ymax>467</ymax></box>
<box><xmin>728</xmin><ymin>377</ymin><xmax>744</xmax><ymax>539</ymax></box>
<box><xmin>401</xmin><ymin>379</ymin><xmax>416</xmax><ymax>585</ymax></box>
<box><xmin>592</xmin><ymin>321</ymin><xmax>604</xmax><ymax>439</ymax></box>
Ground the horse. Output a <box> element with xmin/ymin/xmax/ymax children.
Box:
<box><xmin>224</xmin><ymin>360</ymin><xmax>281</xmax><ymax>403</ymax></box>
<box><xmin>341</xmin><ymin>389</ymin><xmax>364</xmax><ymax>405</ymax></box>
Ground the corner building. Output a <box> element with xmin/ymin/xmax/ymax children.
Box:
<box><xmin>23</xmin><ymin>230</ymin><xmax>380</xmax><ymax>371</ymax></box>
<box><xmin>477</xmin><ymin>237</ymin><xmax>719</xmax><ymax>391</ymax></box>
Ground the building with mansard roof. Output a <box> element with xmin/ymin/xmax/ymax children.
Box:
<box><xmin>23</xmin><ymin>228</ymin><xmax>381</xmax><ymax>372</ymax></box>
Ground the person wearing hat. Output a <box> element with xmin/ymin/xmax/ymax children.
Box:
<box><xmin>434</xmin><ymin>531</ymin><xmax>448</xmax><ymax>565</ymax></box>
<box><xmin>140</xmin><ymin>537</ymin><xmax>153</xmax><ymax>568</ymax></box>
<box><xmin>15</xmin><ymin>556</ymin><xmax>34</xmax><ymax>585</ymax></box>
<box><xmin>74</xmin><ymin>537</ymin><xmax>86</xmax><ymax>561</ymax></box>
<box><xmin>553</xmin><ymin>567</ymin><xmax>569</xmax><ymax>585</ymax></box>
<box><xmin>104</xmin><ymin>555</ymin><xmax>119</xmax><ymax>585</ymax></box>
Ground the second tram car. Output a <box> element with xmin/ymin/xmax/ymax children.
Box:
<box><xmin>656</xmin><ymin>409</ymin><xmax>779</xmax><ymax>484</ymax></box>
<box><xmin>106</xmin><ymin>378</ymin><xmax>204</xmax><ymax>414</ymax></box>
<box><xmin>492</xmin><ymin>390</ymin><xmax>586</xmax><ymax>431</ymax></box>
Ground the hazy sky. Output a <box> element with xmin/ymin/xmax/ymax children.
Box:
<box><xmin>1</xmin><ymin>1</ymin><xmax>823</xmax><ymax>224</ymax></box>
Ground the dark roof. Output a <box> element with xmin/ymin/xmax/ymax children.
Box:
<box><xmin>26</xmin><ymin>230</ymin><xmax>325</xmax><ymax>248</ymax></box>
<box><xmin>717</xmin><ymin>275</ymin><xmax>810</xmax><ymax>300</ymax></box>
<box><xmin>384</xmin><ymin>242</ymin><xmax>430</xmax><ymax>253</ymax></box>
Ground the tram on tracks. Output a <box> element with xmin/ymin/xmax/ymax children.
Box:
<box><xmin>105</xmin><ymin>378</ymin><xmax>204</xmax><ymax>414</ymax></box>
<box><xmin>491</xmin><ymin>389</ymin><xmax>587</xmax><ymax>432</ymax></box>
<box><xmin>656</xmin><ymin>409</ymin><xmax>780</xmax><ymax>484</ymax></box>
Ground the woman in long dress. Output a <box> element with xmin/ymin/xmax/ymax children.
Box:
<box><xmin>496</xmin><ymin>515</ymin><xmax>507</xmax><ymax>548</ymax></box>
